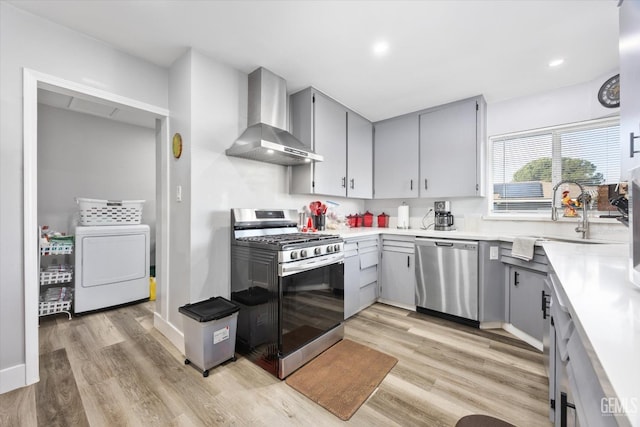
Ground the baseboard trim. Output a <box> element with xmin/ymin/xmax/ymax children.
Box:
<box><xmin>503</xmin><ymin>323</ymin><xmax>543</xmax><ymax>351</ymax></box>
<box><xmin>479</xmin><ymin>321</ymin><xmax>503</xmax><ymax>330</ymax></box>
<box><xmin>0</xmin><ymin>363</ymin><xmax>27</xmax><ymax>394</ymax></box>
<box><xmin>153</xmin><ymin>312</ymin><xmax>185</xmax><ymax>355</ymax></box>
<box><xmin>377</xmin><ymin>299</ymin><xmax>416</xmax><ymax>312</ymax></box>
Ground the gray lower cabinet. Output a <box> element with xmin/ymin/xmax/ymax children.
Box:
<box><xmin>343</xmin><ymin>237</ymin><xmax>379</xmax><ymax>319</ymax></box>
<box><xmin>379</xmin><ymin>235</ymin><xmax>415</xmax><ymax>308</ymax></box>
<box><xmin>373</xmin><ymin>114</ymin><xmax>419</xmax><ymax>199</ymax></box>
<box><xmin>500</xmin><ymin>242</ymin><xmax>548</xmax><ymax>343</ymax></box>
<box><xmin>508</xmin><ymin>266</ymin><xmax>545</xmax><ymax>342</ymax></box>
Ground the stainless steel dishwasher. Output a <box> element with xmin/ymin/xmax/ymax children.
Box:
<box><xmin>415</xmin><ymin>238</ymin><xmax>479</xmax><ymax>324</ymax></box>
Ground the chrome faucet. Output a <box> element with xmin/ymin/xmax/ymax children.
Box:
<box><xmin>551</xmin><ymin>180</ymin><xmax>590</xmax><ymax>239</ymax></box>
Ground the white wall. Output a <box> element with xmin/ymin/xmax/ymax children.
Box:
<box><xmin>365</xmin><ymin>71</ymin><xmax>628</xmax><ymax>242</ymax></box>
<box><xmin>487</xmin><ymin>70</ymin><xmax>619</xmax><ymax>136</ymax></box>
<box><xmin>37</xmin><ymin>104</ymin><xmax>157</xmax><ymax>258</ymax></box>
<box><xmin>0</xmin><ymin>3</ymin><xmax>168</xmax><ymax>392</ymax></box>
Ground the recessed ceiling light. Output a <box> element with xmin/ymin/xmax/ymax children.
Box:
<box><xmin>372</xmin><ymin>41</ymin><xmax>389</xmax><ymax>57</ymax></box>
<box><xmin>304</xmin><ymin>158</ymin><xmax>311</xmax><ymax>163</ymax></box>
<box><xmin>549</xmin><ymin>58</ymin><xmax>564</xmax><ymax>68</ymax></box>
<box><xmin>267</xmin><ymin>149</ymin><xmax>274</xmax><ymax>154</ymax></box>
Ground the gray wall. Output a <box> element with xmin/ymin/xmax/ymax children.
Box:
<box><xmin>0</xmin><ymin>3</ymin><xmax>168</xmax><ymax>391</ymax></box>
<box><xmin>162</xmin><ymin>49</ymin><xmax>364</xmax><ymax>337</ymax></box>
<box><xmin>0</xmin><ymin>3</ymin><xmax>364</xmax><ymax>392</ymax></box>
<box><xmin>37</xmin><ymin>104</ymin><xmax>157</xmax><ymax>260</ymax></box>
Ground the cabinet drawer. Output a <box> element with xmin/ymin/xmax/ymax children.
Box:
<box><xmin>360</xmin><ymin>265</ymin><xmax>377</xmax><ymax>286</ymax></box>
<box><xmin>344</xmin><ymin>241</ymin><xmax>358</xmax><ymax>253</ymax></box>
<box><xmin>357</xmin><ymin>239</ymin><xmax>378</xmax><ymax>250</ymax></box>
<box><xmin>359</xmin><ymin>250</ymin><xmax>379</xmax><ymax>269</ymax></box>
<box><xmin>382</xmin><ymin>240</ymin><xmax>415</xmax><ymax>254</ymax></box>
<box><xmin>359</xmin><ymin>281</ymin><xmax>378</xmax><ymax>308</ymax></box>
<box><xmin>551</xmin><ymin>299</ymin><xmax>574</xmax><ymax>343</ymax></box>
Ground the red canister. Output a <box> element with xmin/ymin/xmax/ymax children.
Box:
<box><xmin>363</xmin><ymin>211</ymin><xmax>374</xmax><ymax>227</ymax></box>
<box><xmin>377</xmin><ymin>212</ymin><xmax>389</xmax><ymax>228</ymax></box>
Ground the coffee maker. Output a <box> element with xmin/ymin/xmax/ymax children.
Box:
<box><xmin>434</xmin><ymin>201</ymin><xmax>455</xmax><ymax>231</ymax></box>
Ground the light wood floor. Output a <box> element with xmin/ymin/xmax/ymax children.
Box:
<box><xmin>0</xmin><ymin>302</ymin><xmax>552</xmax><ymax>427</ymax></box>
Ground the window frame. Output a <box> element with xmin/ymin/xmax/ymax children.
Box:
<box><xmin>486</xmin><ymin>116</ymin><xmax>621</xmax><ymax>219</ymax></box>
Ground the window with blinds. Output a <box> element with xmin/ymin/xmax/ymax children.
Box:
<box><xmin>491</xmin><ymin>118</ymin><xmax>620</xmax><ymax>215</ymax></box>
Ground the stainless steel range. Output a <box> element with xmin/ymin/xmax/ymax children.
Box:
<box><xmin>229</xmin><ymin>208</ymin><xmax>344</xmax><ymax>379</ymax></box>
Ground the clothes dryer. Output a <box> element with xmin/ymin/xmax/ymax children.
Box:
<box><xmin>74</xmin><ymin>224</ymin><xmax>150</xmax><ymax>313</ymax></box>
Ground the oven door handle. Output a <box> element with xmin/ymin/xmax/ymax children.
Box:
<box><xmin>280</xmin><ymin>254</ymin><xmax>344</xmax><ymax>277</ymax></box>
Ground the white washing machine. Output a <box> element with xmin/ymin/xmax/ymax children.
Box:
<box><xmin>74</xmin><ymin>224</ymin><xmax>150</xmax><ymax>314</ymax></box>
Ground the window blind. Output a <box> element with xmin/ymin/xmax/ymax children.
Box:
<box><xmin>491</xmin><ymin>120</ymin><xmax>620</xmax><ymax>214</ymax></box>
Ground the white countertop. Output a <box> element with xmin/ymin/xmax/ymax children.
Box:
<box><xmin>333</xmin><ymin>227</ymin><xmax>499</xmax><ymax>241</ymax></box>
<box><xmin>334</xmin><ymin>226</ymin><xmax>614</xmax><ymax>244</ymax></box>
<box><xmin>542</xmin><ymin>242</ymin><xmax>640</xmax><ymax>427</ymax></box>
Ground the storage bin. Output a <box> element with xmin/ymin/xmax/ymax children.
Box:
<box><xmin>76</xmin><ymin>197</ymin><xmax>144</xmax><ymax>225</ymax></box>
<box><xmin>179</xmin><ymin>296</ymin><xmax>239</xmax><ymax>377</ymax></box>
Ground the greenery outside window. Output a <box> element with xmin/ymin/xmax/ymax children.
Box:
<box><xmin>490</xmin><ymin>118</ymin><xmax>621</xmax><ymax>216</ymax></box>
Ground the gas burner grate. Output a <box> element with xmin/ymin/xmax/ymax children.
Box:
<box><xmin>237</xmin><ymin>233</ymin><xmax>340</xmax><ymax>246</ymax></box>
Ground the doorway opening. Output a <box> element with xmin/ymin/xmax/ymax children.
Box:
<box><xmin>23</xmin><ymin>69</ymin><xmax>170</xmax><ymax>386</ymax></box>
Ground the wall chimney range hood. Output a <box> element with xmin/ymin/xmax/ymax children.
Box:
<box><xmin>226</xmin><ymin>67</ymin><xmax>323</xmax><ymax>166</ymax></box>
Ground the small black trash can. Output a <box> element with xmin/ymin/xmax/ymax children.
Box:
<box><xmin>231</xmin><ymin>286</ymin><xmax>270</xmax><ymax>349</ymax></box>
<box><xmin>179</xmin><ymin>296</ymin><xmax>239</xmax><ymax>377</ymax></box>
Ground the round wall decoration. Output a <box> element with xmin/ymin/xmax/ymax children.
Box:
<box><xmin>172</xmin><ymin>133</ymin><xmax>183</xmax><ymax>159</ymax></box>
<box><xmin>597</xmin><ymin>74</ymin><xmax>620</xmax><ymax>108</ymax></box>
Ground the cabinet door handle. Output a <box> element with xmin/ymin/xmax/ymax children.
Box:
<box><xmin>514</xmin><ymin>271</ymin><xmax>519</xmax><ymax>287</ymax></box>
<box><xmin>631</xmin><ymin>132</ymin><xmax>640</xmax><ymax>158</ymax></box>
<box><xmin>541</xmin><ymin>290</ymin><xmax>550</xmax><ymax>319</ymax></box>
<box><xmin>560</xmin><ymin>392</ymin><xmax>576</xmax><ymax>427</ymax></box>
<box><xmin>350</xmin><ymin>178</ymin><xmax>355</xmax><ymax>189</ymax></box>
<box><xmin>407</xmin><ymin>255</ymin><xmax>410</xmax><ymax>268</ymax></box>
<box><xmin>410</xmin><ymin>179</ymin><xmax>413</xmax><ymax>190</ymax></box>
<box><xmin>341</xmin><ymin>177</ymin><xmax>346</xmax><ymax>188</ymax></box>
<box><xmin>424</xmin><ymin>179</ymin><xmax>428</xmax><ymax>190</ymax></box>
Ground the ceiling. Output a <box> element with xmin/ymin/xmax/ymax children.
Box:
<box><xmin>10</xmin><ymin>0</ymin><xmax>620</xmax><ymax>122</ymax></box>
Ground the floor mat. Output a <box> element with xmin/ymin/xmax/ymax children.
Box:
<box><xmin>285</xmin><ymin>339</ymin><xmax>397</xmax><ymax>421</ymax></box>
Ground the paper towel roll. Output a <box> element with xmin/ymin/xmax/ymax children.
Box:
<box><xmin>397</xmin><ymin>204</ymin><xmax>409</xmax><ymax>229</ymax></box>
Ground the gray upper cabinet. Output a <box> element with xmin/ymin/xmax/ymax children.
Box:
<box><xmin>347</xmin><ymin>111</ymin><xmax>373</xmax><ymax>198</ymax></box>
<box><xmin>313</xmin><ymin>91</ymin><xmax>348</xmax><ymax>196</ymax></box>
<box><xmin>290</xmin><ymin>87</ymin><xmax>372</xmax><ymax>198</ymax></box>
<box><xmin>373</xmin><ymin>114</ymin><xmax>419</xmax><ymax>199</ymax></box>
<box><xmin>419</xmin><ymin>96</ymin><xmax>485</xmax><ymax>198</ymax></box>
<box><xmin>620</xmin><ymin>0</ymin><xmax>640</xmax><ymax>180</ymax></box>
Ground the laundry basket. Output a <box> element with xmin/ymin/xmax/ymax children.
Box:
<box><xmin>76</xmin><ymin>198</ymin><xmax>144</xmax><ymax>225</ymax></box>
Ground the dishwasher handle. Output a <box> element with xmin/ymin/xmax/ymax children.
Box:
<box><xmin>415</xmin><ymin>237</ymin><xmax>479</xmax><ymax>250</ymax></box>
<box><xmin>435</xmin><ymin>242</ymin><xmax>454</xmax><ymax>247</ymax></box>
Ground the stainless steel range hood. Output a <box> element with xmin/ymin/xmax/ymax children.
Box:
<box><xmin>226</xmin><ymin>67</ymin><xmax>323</xmax><ymax>166</ymax></box>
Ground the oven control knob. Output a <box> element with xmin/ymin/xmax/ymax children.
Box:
<box><xmin>314</xmin><ymin>247</ymin><xmax>322</xmax><ymax>255</ymax></box>
<box><xmin>300</xmin><ymin>249</ymin><xmax>307</xmax><ymax>258</ymax></box>
<box><xmin>326</xmin><ymin>245</ymin><xmax>334</xmax><ymax>253</ymax></box>
<box><xmin>333</xmin><ymin>244</ymin><xmax>341</xmax><ymax>252</ymax></box>
<box><xmin>290</xmin><ymin>251</ymin><xmax>298</xmax><ymax>260</ymax></box>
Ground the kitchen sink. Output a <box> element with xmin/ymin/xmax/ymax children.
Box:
<box><xmin>528</xmin><ymin>235</ymin><xmax>611</xmax><ymax>244</ymax></box>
